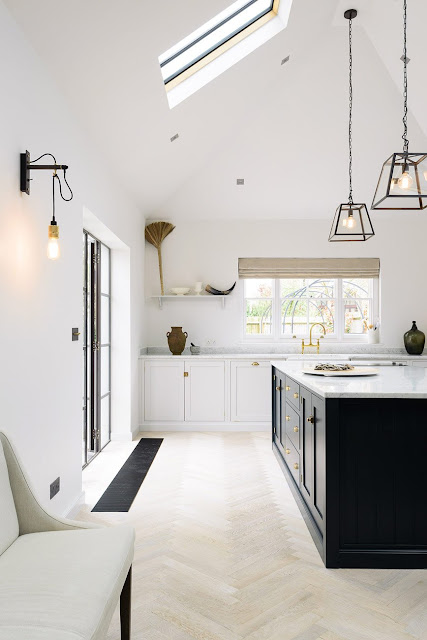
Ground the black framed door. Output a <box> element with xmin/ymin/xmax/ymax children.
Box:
<box><xmin>82</xmin><ymin>231</ymin><xmax>111</xmax><ymax>467</ymax></box>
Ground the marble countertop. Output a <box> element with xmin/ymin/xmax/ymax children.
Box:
<box><xmin>271</xmin><ymin>361</ymin><xmax>427</xmax><ymax>398</ymax></box>
<box><xmin>139</xmin><ymin>352</ymin><xmax>427</xmax><ymax>361</ymax></box>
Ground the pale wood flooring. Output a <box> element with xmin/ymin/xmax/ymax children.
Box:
<box><xmin>78</xmin><ymin>433</ymin><xmax>427</xmax><ymax>640</ymax></box>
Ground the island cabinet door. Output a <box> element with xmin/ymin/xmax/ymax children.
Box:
<box><xmin>300</xmin><ymin>386</ymin><xmax>326</xmax><ymax>533</ymax></box>
<box><xmin>231</xmin><ymin>360</ymin><xmax>272</xmax><ymax>422</ymax></box>
<box><xmin>144</xmin><ymin>360</ymin><xmax>185</xmax><ymax>421</ymax></box>
<box><xmin>272</xmin><ymin>370</ymin><xmax>282</xmax><ymax>444</ymax></box>
<box><xmin>184</xmin><ymin>361</ymin><xmax>225</xmax><ymax>422</ymax></box>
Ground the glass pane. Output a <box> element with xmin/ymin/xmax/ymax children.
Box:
<box><xmin>100</xmin><ymin>395</ymin><xmax>110</xmax><ymax>449</ymax></box>
<box><xmin>159</xmin><ymin>0</ymin><xmax>273</xmax><ymax>82</ymax></box>
<box><xmin>281</xmin><ymin>300</ymin><xmax>307</xmax><ymax>335</ymax></box>
<box><xmin>342</xmin><ymin>278</ymin><xmax>371</xmax><ymax>298</ymax></box>
<box><xmin>101</xmin><ymin>346</ymin><xmax>110</xmax><ymax>396</ymax></box>
<box><xmin>244</xmin><ymin>279</ymin><xmax>273</xmax><ymax>298</ymax></box>
<box><xmin>245</xmin><ymin>299</ymin><xmax>272</xmax><ymax>335</ymax></box>
<box><xmin>281</xmin><ymin>278</ymin><xmax>311</xmax><ymax>297</ymax></box>
<box><xmin>101</xmin><ymin>296</ymin><xmax>110</xmax><ymax>344</ymax></box>
<box><xmin>344</xmin><ymin>299</ymin><xmax>371</xmax><ymax>334</ymax></box>
<box><xmin>309</xmin><ymin>300</ymin><xmax>335</xmax><ymax>335</ymax></box>
<box><xmin>101</xmin><ymin>244</ymin><xmax>110</xmax><ymax>294</ymax></box>
<box><xmin>308</xmin><ymin>279</ymin><xmax>335</xmax><ymax>298</ymax></box>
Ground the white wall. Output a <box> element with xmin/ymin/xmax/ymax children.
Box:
<box><xmin>145</xmin><ymin>217</ymin><xmax>427</xmax><ymax>349</ymax></box>
<box><xmin>0</xmin><ymin>1</ymin><xmax>145</xmax><ymax>515</ymax></box>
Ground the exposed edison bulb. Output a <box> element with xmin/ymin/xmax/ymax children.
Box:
<box><xmin>397</xmin><ymin>171</ymin><xmax>413</xmax><ymax>190</ymax></box>
<box><xmin>47</xmin><ymin>223</ymin><xmax>60</xmax><ymax>260</ymax></box>
<box><xmin>343</xmin><ymin>209</ymin><xmax>355</xmax><ymax>229</ymax></box>
<box><xmin>390</xmin><ymin>178</ymin><xmax>399</xmax><ymax>190</ymax></box>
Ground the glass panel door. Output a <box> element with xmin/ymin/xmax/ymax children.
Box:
<box><xmin>82</xmin><ymin>231</ymin><xmax>111</xmax><ymax>467</ymax></box>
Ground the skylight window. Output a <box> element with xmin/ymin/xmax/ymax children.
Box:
<box><xmin>159</xmin><ymin>0</ymin><xmax>292</xmax><ymax>108</ymax></box>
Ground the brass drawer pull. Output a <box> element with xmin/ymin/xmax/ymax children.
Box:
<box><xmin>276</xmin><ymin>386</ymin><xmax>282</xmax><ymax>391</ymax></box>
<box><xmin>285</xmin><ymin>385</ymin><xmax>291</xmax><ymax>391</ymax></box>
<box><xmin>307</xmin><ymin>415</ymin><xmax>314</xmax><ymax>423</ymax></box>
<box><xmin>293</xmin><ymin>392</ymin><xmax>299</xmax><ymax>399</ymax></box>
<box><xmin>293</xmin><ymin>463</ymin><xmax>299</xmax><ymax>470</ymax></box>
<box><xmin>252</xmin><ymin>362</ymin><xmax>260</xmax><ymax>366</ymax></box>
<box><xmin>285</xmin><ymin>448</ymin><xmax>291</xmax><ymax>455</ymax></box>
<box><xmin>286</xmin><ymin>415</ymin><xmax>290</xmax><ymax>421</ymax></box>
<box><xmin>293</xmin><ymin>426</ymin><xmax>299</xmax><ymax>432</ymax></box>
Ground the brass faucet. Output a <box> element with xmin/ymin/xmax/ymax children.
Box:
<box><xmin>302</xmin><ymin>323</ymin><xmax>326</xmax><ymax>354</ymax></box>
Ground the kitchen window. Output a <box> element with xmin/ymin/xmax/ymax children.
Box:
<box><xmin>243</xmin><ymin>277</ymin><xmax>378</xmax><ymax>341</ymax></box>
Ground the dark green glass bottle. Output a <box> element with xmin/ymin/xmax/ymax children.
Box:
<box><xmin>404</xmin><ymin>321</ymin><xmax>425</xmax><ymax>355</ymax></box>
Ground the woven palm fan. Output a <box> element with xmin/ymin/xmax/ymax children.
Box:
<box><xmin>145</xmin><ymin>221</ymin><xmax>175</xmax><ymax>295</ymax></box>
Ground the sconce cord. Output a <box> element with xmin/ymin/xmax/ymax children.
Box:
<box><xmin>31</xmin><ymin>152</ymin><xmax>74</xmax><ymax>203</ymax></box>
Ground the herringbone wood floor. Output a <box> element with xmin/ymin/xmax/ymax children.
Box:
<box><xmin>78</xmin><ymin>433</ymin><xmax>427</xmax><ymax>640</ymax></box>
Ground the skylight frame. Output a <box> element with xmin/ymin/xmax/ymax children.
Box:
<box><xmin>160</xmin><ymin>0</ymin><xmax>280</xmax><ymax>91</ymax></box>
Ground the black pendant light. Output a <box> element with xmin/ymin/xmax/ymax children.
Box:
<box><xmin>329</xmin><ymin>10</ymin><xmax>374</xmax><ymax>242</ymax></box>
<box><xmin>372</xmin><ymin>0</ymin><xmax>427</xmax><ymax>210</ymax></box>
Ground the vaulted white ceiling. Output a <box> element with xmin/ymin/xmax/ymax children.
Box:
<box><xmin>5</xmin><ymin>0</ymin><xmax>427</xmax><ymax>220</ymax></box>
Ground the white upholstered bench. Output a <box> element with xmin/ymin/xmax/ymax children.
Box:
<box><xmin>0</xmin><ymin>432</ymin><xmax>135</xmax><ymax>640</ymax></box>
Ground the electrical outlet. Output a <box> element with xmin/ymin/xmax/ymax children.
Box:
<box><xmin>50</xmin><ymin>477</ymin><xmax>60</xmax><ymax>500</ymax></box>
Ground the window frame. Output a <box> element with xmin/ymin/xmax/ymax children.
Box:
<box><xmin>159</xmin><ymin>0</ymin><xmax>280</xmax><ymax>91</ymax></box>
<box><xmin>242</xmin><ymin>277</ymin><xmax>379</xmax><ymax>343</ymax></box>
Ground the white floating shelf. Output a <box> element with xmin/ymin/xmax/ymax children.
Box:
<box><xmin>151</xmin><ymin>295</ymin><xmax>229</xmax><ymax>309</ymax></box>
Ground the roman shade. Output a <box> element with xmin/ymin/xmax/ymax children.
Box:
<box><xmin>238</xmin><ymin>258</ymin><xmax>380</xmax><ymax>279</ymax></box>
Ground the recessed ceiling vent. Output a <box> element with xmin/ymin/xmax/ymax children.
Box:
<box><xmin>236</xmin><ymin>178</ymin><xmax>245</xmax><ymax>185</ymax></box>
<box><xmin>281</xmin><ymin>55</ymin><xmax>290</xmax><ymax>65</ymax></box>
<box><xmin>170</xmin><ymin>133</ymin><xmax>179</xmax><ymax>142</ymax></box>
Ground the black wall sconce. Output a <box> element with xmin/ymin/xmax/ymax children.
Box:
<box><xmin>20</xmin><ymin>151</ymin><xmax>73</xmax><ymax>260</ymax></box>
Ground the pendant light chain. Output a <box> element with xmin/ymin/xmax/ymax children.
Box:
<box><xmin>348</xmin><ymin>14</ymin><xmax>353</xmax><ymax>205</ymax></box>
<box><xmin>402</xmin><ymin>0</ymin><xmax>409</xmax><ymax>154</ymax></box>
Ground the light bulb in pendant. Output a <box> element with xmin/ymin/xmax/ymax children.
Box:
<box><xmin>47</xmin><ymin>221</ymin><xmax>60</xmax><ymax>260</ymax></box>
<box><xmin>398</xmin><ymin>170</ymin><xmax>413</xmax><ymax>190</ymax></box>
<box><xmin>344</xmin><ymin>209</ymin><xmax>355</xmax><ymax>229</ymax></box>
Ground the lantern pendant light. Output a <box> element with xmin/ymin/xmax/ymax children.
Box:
<box><xmin>372</xmin><ymin>0</ymin><xmax>427</xmax><ymax>210</ymax></box>
<box><xmin>329</xmin><ymin>10</ymin><xmax>374</xmax><ymax>242</ymax></box>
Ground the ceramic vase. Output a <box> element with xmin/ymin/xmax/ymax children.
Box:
<box><xmin>404</xmin><ymin>321</ymin><xmax>425</xmax><ymax>355</ymax></box>
<box><xmin>166</xmin><ymin>327</ymin><xmax>188</xmax><ymax>355</ymax></box>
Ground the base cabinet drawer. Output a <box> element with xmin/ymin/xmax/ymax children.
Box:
<box><xmin>284</xmin><ymin>438</ymin><xmax>300</xmax><ymax>486</ymax></box>
<box><xmin>285</xmin><ymin>402</ymin><xmax>300</xmax><ymax>451</ymax></box>
<box><xmin>285</xmin><ymin>377</ymin><xmax>300</xmax><ymax>410</ymax></box>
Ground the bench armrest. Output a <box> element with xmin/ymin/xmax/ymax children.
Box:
<box><xmin>0</xmin><ymin>432</ymin><xmax>100</xmax><ymax>534</ymax></box>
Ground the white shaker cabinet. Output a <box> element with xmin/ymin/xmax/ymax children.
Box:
<box><xmin>144</xmin><ymin>360</ymin><xmax>185</xmax><ymax>421</ymax></box>
<box><xmin>230</xmin><ymin>360</ymin><xmax>272</xmax><ymax>422</ymax></box>
<box><xmin>184</xmin><ymin>361</ymin><xmax>225</xmax><ymax>422</ymax></box>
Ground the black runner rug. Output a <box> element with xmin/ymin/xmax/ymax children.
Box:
<box><xmin>92</xmin><ymin>438</ymin><xmax>163</xmax><ymax>512</ymax></box>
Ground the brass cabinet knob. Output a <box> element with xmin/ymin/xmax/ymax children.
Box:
<box><xmin>285</xmin><ymin>448</ymin><xmax>291</xmax><ymax>455</ymax></box>
<box><xmin>285</xmin><ymin>385</ymin><xmax>291</xmax><ymax>391</ymax></box>
<box><xmin>276</xmin><ymin>386</ymin><xmax>282</xmax><ymax>391</ymax></box>
<box><xmin>307</xmin><ymin>415</ymin><xmax>314</xmax><ymax>423</ymax></box>
<box><xmin>293</xmin><ymin>392</ymin><xmax>299</xmax><ymax>399</ymax></box>
<box><xmin>252</xmin><ymin>362</ymin><xmax>259</xmax><ymax>366</ymax></box>
<box><xmin>293</xmin><ymin>463</ymin><xmax>299</xmax><ymax>470</ymax></box>
<box><xmin>293</xmin><ymin>426</ymin><xmax>299</xmax><ymax>432</ymax></box>
<box><xmin>286</xmin><ymin>415</ymin><xmax>290</xmax><ymax>421</ymax></box>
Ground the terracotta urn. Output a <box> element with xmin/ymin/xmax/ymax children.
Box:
<box><xmin>166</xmin><ymin>327</ymin><xmax>188</xmax><ymax>355</ymax></box>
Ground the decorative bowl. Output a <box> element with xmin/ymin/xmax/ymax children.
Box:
<box><xmin>170</xmin><ymin>287</ymin><xmax>190</xmax><ymax>296</ymax></box>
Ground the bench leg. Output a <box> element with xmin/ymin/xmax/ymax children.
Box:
<box><xmin>120</xmin><ymin>566</ymin><xmax>132</xmax><ymax>640</ymax></box>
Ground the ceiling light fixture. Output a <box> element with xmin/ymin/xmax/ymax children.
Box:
<box><xmin>20</xmin><ymin>151</ymin><xmax>73</xmax><ymax>260</ymax></box>
<box><xmin>329</xmin><ymin>10</ymin><xmax>374</xmax><ymax>242</ymax></box>
<box><xmin>372</xmin><ymin>0</ymin><xmax>427</xmax><ymax>210</ymax></box>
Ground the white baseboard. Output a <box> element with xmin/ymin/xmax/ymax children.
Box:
<box><xmin>64</xmin><ymin>490</ymin><xmax>85</xmax><ymax>518</ymax></box>
<box><xmin>139</xmin><ymin>422</ymin><xmax>270</xmax><ymax>432</ymax></box>
<box><xmin>110</xmin><ymin>426</ymin><xmax>140</xmax><ymax>442</ymax></box>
